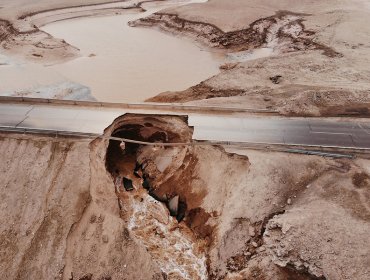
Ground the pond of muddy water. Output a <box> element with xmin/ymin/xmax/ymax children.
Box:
<box><xmin>0</xmin><ymin>0</ymin><xmax>223</xmax><ymax>102</ymax></box>
<box><xmin>0</xmin><ymin>0</ymin><xmax>275</xmax><ymax>102</ymax></box>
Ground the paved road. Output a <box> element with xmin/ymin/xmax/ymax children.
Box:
<box><xmin>0</xmin><ymin>102</ymin><xmax>369</xmax><ymax>149</ymax></box>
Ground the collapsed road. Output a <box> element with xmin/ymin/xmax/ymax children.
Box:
<box><xmin>0</xmin><ymin>98</ymin><xmax>369</xmax><ymax>151</ymax></box>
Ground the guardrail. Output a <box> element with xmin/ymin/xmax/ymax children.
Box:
<box><xmin>0</xmin><ymin>126</ymin><xmax>100</xmax><ymax>139</ymax></box>
<box><xmin>0</xmin><ymin>126</ymin><xmax>360</xmax><ymax>159</ymax></box>
<box><xmin>0</xmin><ymin>96</ymin><xmax>279</xmax><ymax>114</ymax></box>
<box><xmin>284</xmin><ymin>149</ymin><xmax>354</xmax><ymax>159</ymax></box>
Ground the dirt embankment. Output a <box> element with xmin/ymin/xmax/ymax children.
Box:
<box><xmin>148</xmin><ymin>48</ymin><xmax>370</xmax><ymax>117</ymax></box>
<box><xmin>149</xmin><ymin>81</ymin><xmax>370</xmax><ymax>118</ymax></box>
<box><xmin>0</xmin><ymin>18</ymin><xmax>79</xmax><ymax>63</ymax></box>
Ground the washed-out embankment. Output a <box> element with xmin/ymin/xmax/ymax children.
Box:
<box><xmin>103</xmin><ymin>114</ymin><xmax>370</xmax><ymax>279</ymax></box>
<box><xmin>1</xmin><ymin>113</ymin><xmax>370</xmax><ymax>279</ymax></box>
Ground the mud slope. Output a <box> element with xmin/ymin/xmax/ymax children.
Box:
<box><xmin>149</xmin><ymin>52</ymin><xmax>370</xmax><ymax>117</ymax></box>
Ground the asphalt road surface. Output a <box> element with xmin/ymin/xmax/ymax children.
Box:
<box><xmin>0</xmin><ymin>102</ymin><xmax>369</xmax><ymax>149</ymax></box>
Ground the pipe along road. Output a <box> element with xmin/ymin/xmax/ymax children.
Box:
<box><xmin>0</xmin><ymin>98</ymin><xmax>369</xmax><ymax>155</ymax></box>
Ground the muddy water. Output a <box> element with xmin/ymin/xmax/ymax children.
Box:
<box><xmin>0</xmin><ymin>0</ymin><xmax>278</xmax><ymax>102</ymax></box>
<box><xmin>39</xmin><ymin>1</ymin><xmax>223</xmax><ymax>102</ymax></box>
<box><xmin>0</xmin><ymin>0</ymin><xmax>222</xmax><ymax>102</ymax></box>
<box><xmin>227</xmin><ymin>47</ymin><xmax>274</xmax><ymax>62</ymax></box>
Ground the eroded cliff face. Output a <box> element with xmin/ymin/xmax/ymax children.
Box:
<box><xmin>1</xmin><ymin>114</ymin><xmax>369</xmax><ymax>280</ymax></box>
<box><xmin>0</xmin><ymin>134</ymin><xmax>91</xmax><ymax>279</ymax></box>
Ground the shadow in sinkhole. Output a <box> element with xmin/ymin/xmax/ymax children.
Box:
<box><xmin>105</xmin><ymin>114</ymin><xmax>191</xmax><ymax>220</ymax></box>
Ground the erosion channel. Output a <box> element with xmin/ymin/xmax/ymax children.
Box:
<box><xmin>105</xmin><ymin>114</ymin><xmax>210</xmax><ymax>279</ymax></box>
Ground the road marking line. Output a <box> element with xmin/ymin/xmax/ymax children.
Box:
<box><xmin>1</xmin><ymin>126</ymin><xmax>369</xmax><ymax>151</ymax></box>
<box><xmin>15</xmin><ymin>116</ymin><xmax>29</xmax><ymax>128</ymax></box>
<box><xmin>309</xmin><ymin>131</ymin><xmax>352</xmax><ymax>136</ymax></box>
<box><xmin>358</xmin><ymin>123</ymin><xmax>370</xmax><ymax>134</ymax></box>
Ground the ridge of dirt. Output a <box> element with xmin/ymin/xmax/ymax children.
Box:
<box><xmin>130</xmin><ymin>10</ymin><xmax>341</xmax><ymax>57</ymax></box>
<box><xmin>148</xmin><ymin>81</ymin><xmax>370</xmax><ymax>117</ymax></box>
<box><xmin>147</xmin><ymin>83</ymin><xmax>245</xmax><ymax>103</ymax></box>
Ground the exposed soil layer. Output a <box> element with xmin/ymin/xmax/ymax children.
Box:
<box><xmin>105</xmin><ymin>114</ymin><xmax>211</xmax><ymax>279</ymax></box>
<box><xmin>0</xmin><ymin>17</ymin><xmax>79</xmax><ymax>63</ymax></box>
<box><xmin>0</xmin><ymin>133</ymin><xmax>162</xmax><ymax>280</ymax></box>
<box><xmin>147</xmin><ymin>83</ymin><xmax>244</xmax><ymax>103</ymax></box>
<box><xmin>105</xmin><ymin>114</ymin><xmax>220</xmax><ymax>242</ymax></box>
